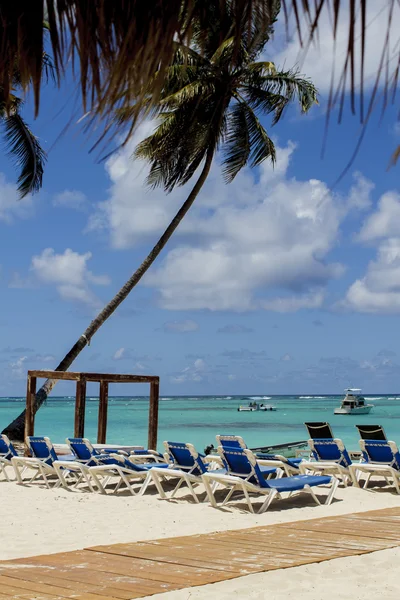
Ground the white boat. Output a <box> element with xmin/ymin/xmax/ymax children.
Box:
<box><xmin>238</xmin><ymin>401</ymin><xmax>276</xmax><ymax>412</ymax></box>
<box><xmin>334</xmin><ymin>388</ymin><xmax>373</xmax><ymax>415</ymax></box>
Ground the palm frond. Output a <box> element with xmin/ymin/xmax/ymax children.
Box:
<box><xmin>242</xmin><ymin>85</ymin><xmax>288</xmax><ymax>122</ymax></box>
<box><xmin>161</xmin><ymin>80</ymin><xmax>216</xmax><ymax>108</ymax></box>
<box><xmin>249</xmin><ymin>69</ymin><xmax>318</xmax><ymax>120</ymax></box>
<box><xmin>3</xmin><ymin>112</ymin><xmax>46</xmax><ymax>197</ymax></box>
<box><xmin>241</xmin><ymin>100</ymin><xmax>276</xmax><ymax>167</ymax></box>
<box><xmin>222</xmin><ymin>102</ymin><xmax>251</xmax><ymax>181</ymax></box>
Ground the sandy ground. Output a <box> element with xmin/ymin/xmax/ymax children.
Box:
<box><xmin>1</xmin><ymin>468</ymin><xmax>400</xmax><ymax>598</ymax></box>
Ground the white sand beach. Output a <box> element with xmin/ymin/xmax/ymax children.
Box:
<box><xmin>1</xmin><ymin>473</ymin><xmax>400</xmax><ymax>599</ymax></box>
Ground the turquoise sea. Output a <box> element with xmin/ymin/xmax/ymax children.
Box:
<box><xmin>1</xmin><ymin>394</ymin><xmax>400</xmax><ymax>452</ymax></box>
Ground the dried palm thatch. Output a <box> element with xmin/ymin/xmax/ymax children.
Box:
<box><xmin>0</xmin><ymin>2</ymin><xmax>277</xmax><ymax>120</ymax></box>
<box><xmin>0</xmin><ymin>1</ymin><xmax>397</xmax><ymax>153</ymax></box>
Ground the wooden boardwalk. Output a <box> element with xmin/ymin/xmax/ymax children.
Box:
<box><xmin>1</xmin><ymin>507</ymin><xmax>400</xmax><ymax>599</ymax></box>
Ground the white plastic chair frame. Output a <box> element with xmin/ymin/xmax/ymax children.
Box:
<box><xmin>348</xmin><ymin>440</ymin><xmax>400</xmax><ymax>494</ymax></box>
<box><xmin>300</xmin><ymin>438</ymin><xmax>357</xmax><ymax>487</ymax></box>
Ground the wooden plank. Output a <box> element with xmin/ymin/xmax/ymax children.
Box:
<box><xmin>97</xmin><ymin>381</ymin><xmax>109</xmax><ymax>444</ymax></box>
<box><xmin>0</xmin><ymin>565</ymin><xmax>183</xmax><ymax>597</ymax></box>
<box><xmin>27</xmin><ymin>370</ymin><xmax>159</xmax><ymax>384</ymax></box>
<box><xmin>28</xmin><ymin>370</ymin><xmax>81</xmax><ymax>381</ymax></box>
<box><xmin>151</xmin><ymin>535</ymin><xmax>358</xmax><ymax>560</ymax></box>
<box><xmin>285</xmin><ymin>519</ymin><xmax>400</xmax><ymax>540</ymax></box>
<box><xmin>74</xmin><ymin>378</ymin><xmax>87</xmax><ymax>438</ymax></box>
<box><xmin>5</xmin><ymin>506</ymin><xmax>400</xmax><ymax>600</ymax></box>
<box><xmin>18</xmin><ymin>551</ymin><xmax>236</xmax><ymax>585</ymax></box>
<box><xmin>82</xmin><ymin>373</ymin><xmax>159</xmax><ymax>383</ymax></box>
<box><xmin>148</xmin><ymin>380</ymin><xmax>159</xmax><ymax>450</ymax></box>
<box><xmin>0</xmin><ymin>574</ymin><xmax>89</xmax><ymax>599</ymax></box>
<box><xmin>87</xmin><ymin>545</ymin><xmax>246</xmax><ymax>574</ymax></box>
<box><xmin>0</xmin><ymin>581</ymin><xmax>65</xmax><ymax>599</ymax></box>
<box><xmin>24</xmin><ymin>375</ymin><xmax>36</xmax><ymax>443</ymax></box>
<box><xmin>0</xmin><ymin>572</ymin><xmax>144</xmax><ymax>600</ymax></box>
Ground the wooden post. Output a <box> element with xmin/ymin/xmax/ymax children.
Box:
<box><xmin>97</xmin><ymin>381</ymin><xmax>109</xmax><ymax>444</ymax></box>
<box><xmin>74</xmin><ymin>378</ymin><xmax>87</xmax><ymax>438</ymax></box>
<box><xmin>148</xmin><ymin>379</ymin><xmax>160</xmax><ymax>450</ymax></box>
<box><xmin>24</xmin><ymin>375</ymin><xmax>37</xmax><ymax>454</ymax></box>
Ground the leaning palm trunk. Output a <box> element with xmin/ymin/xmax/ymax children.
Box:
<box><xmin>2</xmin><ymin>148</ymin><xmax>214</xmax><ymax>440</ymax></box>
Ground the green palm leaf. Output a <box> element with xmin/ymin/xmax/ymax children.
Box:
<box><xmin>3</xmin><ymin>112</ymin><xmax>46</xmax><ymax>197</ymax></box>
<box><xmin>223</xmin><ymin>102</ymin><xmax>250</xmax><ymax>181</ymax></box>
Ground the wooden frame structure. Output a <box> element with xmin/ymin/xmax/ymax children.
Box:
<box><xmin>25</xmin><ymin>371</ymin><xmax>160</xmax><ymax>449</ymax></box>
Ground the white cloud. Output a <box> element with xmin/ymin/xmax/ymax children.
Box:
<box><xmin>261</xmin><ymin>290</ymin><xmax>325</xmax><ymax>313</ymax></box>
<box><xmin>88</xmin><ymin>123</ymin><xmax>372</xmax><ymax>313</ymax></box>
<box><xmin>31</xmin><ymin>354</ymin><xmax>55</xmax><ymax>363</ymax></box>
<box><xmin>53</xmin><ymin>190</ymin><xmax>87</xmax><ymax>211</ymax></box>
<box><xmin>142</xmin><ymin>152</ymin><xmax>365</xmax><ymax>311</ymax></box>
<box><xmin>30</xmin><ymin>248</ymin><xmax>110</xmax><ymax>306</ymax></box>
<box><xmin>343</xmin><ymin>238</ymin><xmax>400</xmax><ymax>314</ymax></box>
<box><xmin>160</xmin><ymin>320</ymin><xmax>199</xmax><ymax>333</ymax></box>
<box><xmin>171</xmin><ymin>358</ymin><xmax>206</xmax><ymax>383</ymax></box>
<box><xmin>10</xmin><ymin>356</ymin><xmax>28</xmax><ymax>379</ymax></box>
<box><xmin>280</xmin><ymin>353</ymin><xmax>294</xmax><ymax>362</ymax></box>
<box><xmin>271</xmin><ymin>3</ymin><xmax>400</xmax><ymax>94</ymax></box>
<box><xmin>217</xmin><ymin>324</ymin><xmax>253</xmax><ymax>334</ymax></box>
<box><xmin>358</xmin><ymin>192</ymin><xmax>400</xmax><ymax>242</ymax></box>
<box><xmin>0</xmin><ymin>173</ymin><xmax>33</xmax><ymax>222</ymax></box>
<box><xmin>113</xmin><ymin>347</ymin><xmax>125</xmax><ymax>360</ymax></box>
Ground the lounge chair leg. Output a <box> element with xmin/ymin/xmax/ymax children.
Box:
<box><xmin>54</xmin><ymin>465</ymin><xmax>69</xmax><ymax>490</ymax></box>
<box><xmin>304</xmin><ymin>484</ymin><xmax>321</xmax><ymax>505</ymax></box>
<box><xmin>325</xmin><ymin>477</ymin><xmax>339</xmax><ymax>505</ymax></box>
<box><xmin>119</xmin><ymin>471</ymin><xmax>137</xmax><ymax>495</ymax></box>
<box><xmin>242</xmin><ymin>482</ymin><xmax>254</xmax><ymax>514</ymax></box>
<box><xmin>90</xmin><ymin>471</ymin><xmax>107</xmax><ymax>494</ymax></box>
<box><xmin>170</xmin><ymin>477</ymin><xmax>185</xmax><ymax>498</ymax></box>
<box><xmin>222</xmin><ymin>485</ymin><xmax>237</xmax><ymax>506</ymax></box>
<box><xmin>81</xmin><ymin>470</ymin><xmax>95</xmax><ymax>493</ymax></box>
<box><xmin>393</xmin><ymin>475</ymin><xmax>400</xmax><ymax>495</ymax></box>
<box><xmin>139</xmin><ymin>472</ymin><xmax>153</xmax><ymax>496</ymax></box>
<box><xmin>149</xmin><ymin>471</ymin><xmax>167</xmax><ymax>499</ymax></box>
<box><xmin>37</xmin><ymin>463</ymin><xmax>51</xmax><ymax>489</ymax></box>
<box><xmin>203</xmin><ymin>476</ymin><xmax>218</xmax><ymax>508</ymax></box>
<box><xmin>13</xmin><ymin>461</ymin><xmax>24</xmax><ymax>485</ymax></box>
<box><xmin>363</xmin><ymin>473</ymin><xmax>371</xmax><ymax>489</ymax></box>
<box><xmin>258</xmin><ymin>489</ymin><xmax>278</xmax><ymax>513</ymax></box>
<box><xmin>184</xmin><ymin>475</ymin><xmax>199</xmax><ymax>503</ymax></box>
<box><xmin>0</xmin><ymin>464</ymin><xmax>10</xmax><ymax>482</ymax></box>
<box><xmin>348</xmin><ymin>467</ymin><xmax>359</xmax><ymax>487</ymax></box>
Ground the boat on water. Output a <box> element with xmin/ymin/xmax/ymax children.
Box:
<box><xmin>251</xmin><ymin>440</ymin><xmax>308</xmax><ymax>458</ymax></box>
<box><xmin>334</xmin><ymin>388</ymin><xmax>373</xmax><ymax>415</ymax></box>
<box><xmin>204</xmin><ymin>439</ymin><xmax>307</xmax><ymax>459</ymax></box>
<box><xmin>238</xmin><ymin>401</ymin><xmax>276</xmax><ymax>412</ymax></box>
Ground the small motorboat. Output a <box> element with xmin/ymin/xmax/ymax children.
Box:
<box><xmin>204</xmin><ymin>439</ymin><xmax>308</xmax><ymax>459</ymax></box>
<box><xmin>334</xmin><ymin>388</ymin><xmax>373</xmax><ymax>415</ymax></box>
<box><xmin>251</xmin><ymin>440</ymin><xmax>308</xmax><ymax>459</ymax></box>
<box><xmin>238</xmin><ymin>401</ymin><xmax>276</xmax><ymax>412</ymax></box>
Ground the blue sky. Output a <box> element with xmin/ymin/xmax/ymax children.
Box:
<box><xmin>1</xmin><ymin>5</ymin><xmax>400</xmax><ymax>397</ymax></box>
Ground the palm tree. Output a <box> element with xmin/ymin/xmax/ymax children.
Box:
<box><xmin>2</xmin><ymin>9</ymin><xmax>317</xmax><ymax>440</ymax></box>
<box><xmin>0</xmin><ymin>79</ymin><xmax>46</xmax><ymax>197</ymax></box>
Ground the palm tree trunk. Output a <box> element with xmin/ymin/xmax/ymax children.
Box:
<box><xmin>2</xmin><ymin>148</ymin><xmax>214</xmax><ymax>440</ymax></box>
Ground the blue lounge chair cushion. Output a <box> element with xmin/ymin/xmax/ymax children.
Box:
<box><xmin>310</xmin><ymin>438</ymin><xmax>352</xmax><ymax>468</ymax></box>
<box><xmin>0</xmin><ymin>435</ymin><xmax>18</xmax><ymax>460</ymax></box>
<box><xmin>361</xmin><ymin>439</ymin><xmax>400</xmax><ymax>469</ymax></box>
<box><xmin>266</xmin><ymin>474</ymin><xmax>332</xmax><ymax>492</ymax></box>
<box><xmin>111</xmin><ymin>455</ymin><xmax>169</xmax><ymax>472</ymax></box>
